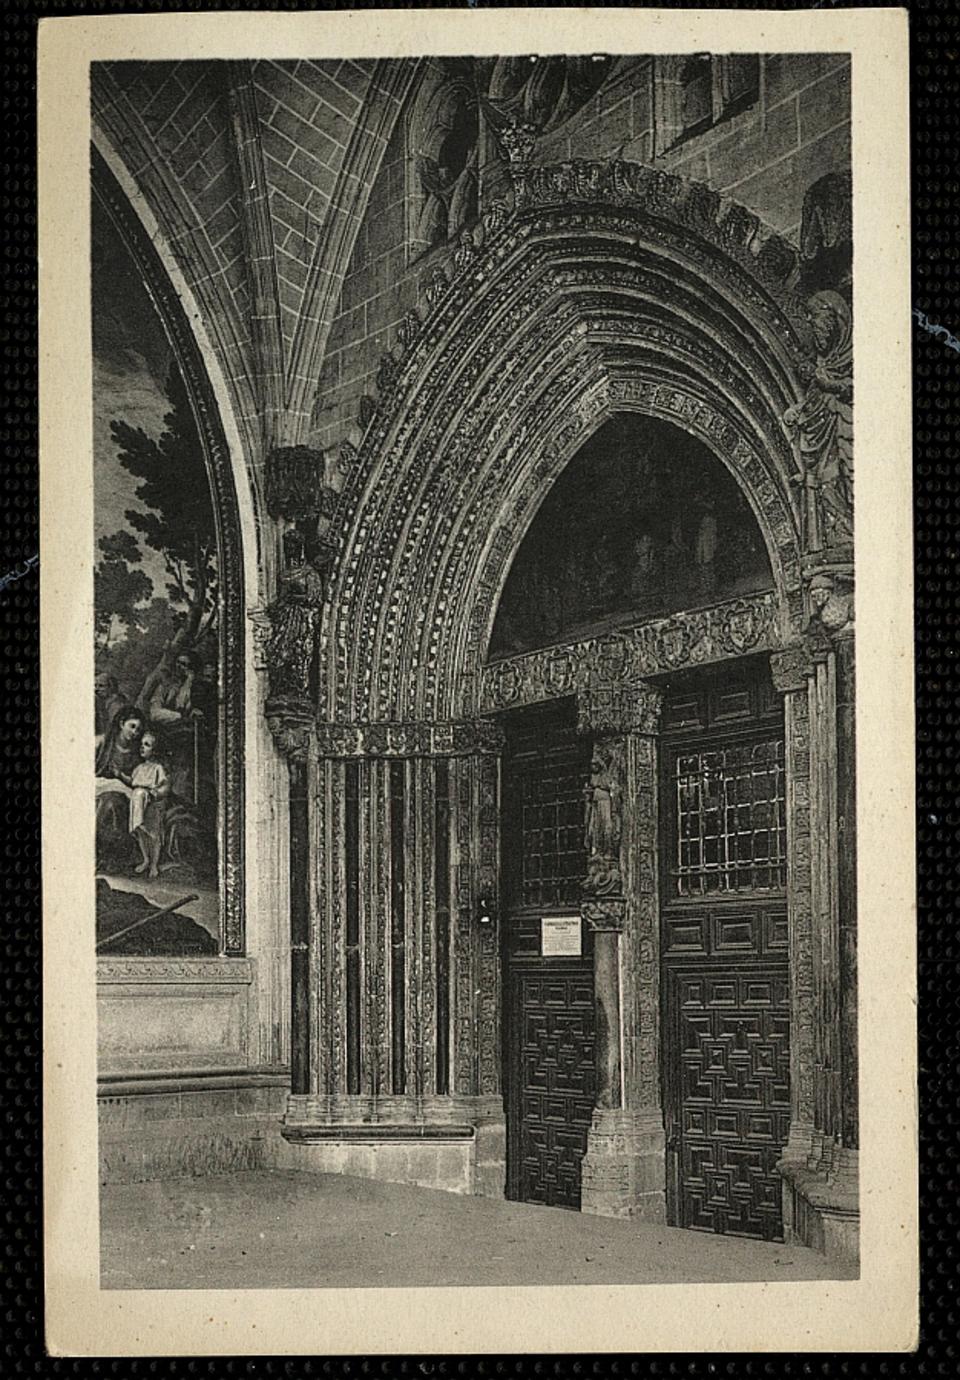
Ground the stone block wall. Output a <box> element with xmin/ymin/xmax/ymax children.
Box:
<box><xmin>310</xmin><ymin>53</ymin><xmax>850</xmax><ymax>465</ymax></box>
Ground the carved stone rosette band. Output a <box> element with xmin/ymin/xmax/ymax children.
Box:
<box><xmin>576</xmin><ymin>673</ymin><xmax>666</xmax><ymax>1220</ymax></box>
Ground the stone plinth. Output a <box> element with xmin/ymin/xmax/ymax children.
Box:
<box><xmin>580</xmin><ymin>1107</ymin><xmax>666</xmax><ymax>1221</ymax></box>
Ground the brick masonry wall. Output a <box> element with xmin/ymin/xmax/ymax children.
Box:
<box><xmin>313</xmin><ymin>54</ymin><xmax>850</xmax><ymax>464</ymax></box>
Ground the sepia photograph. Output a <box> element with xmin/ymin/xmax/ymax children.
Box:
<box><xmin>41</xmin><ymin>7</ymin><xmax>915</xmax><ymax>1357</ymax></box>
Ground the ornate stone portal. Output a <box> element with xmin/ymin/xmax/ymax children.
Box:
<box><xmin>257</xmin><ymin>169</ymin><xmax>857</xmax><ymax>1255</ymax></box>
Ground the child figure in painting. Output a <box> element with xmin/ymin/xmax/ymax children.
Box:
<box><xmin>129</xmin><ymin>731</ymin><xmax>170</xmax><ymax>878</ymax></box>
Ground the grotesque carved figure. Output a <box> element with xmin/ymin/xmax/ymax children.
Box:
<box><xmin>784</xmin><ymin>290</ymin><xmax>854</xmax><ymax>552</ymax></box>
<box><xmin>806</xmin><ymin>572</ymin><xmax>854</xmax><ymax>643</ymax></box>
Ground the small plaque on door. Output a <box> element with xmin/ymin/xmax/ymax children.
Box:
<box><xmin>541</xmin><ymin>915</ymin><xmax>582</xmax><ymax>957</ymax></box>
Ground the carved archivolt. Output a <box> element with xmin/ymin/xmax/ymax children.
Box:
<box><xmin>322</xmin><ymin>181</ymin><xmax>813</xmax><ymax>726</ymax></box>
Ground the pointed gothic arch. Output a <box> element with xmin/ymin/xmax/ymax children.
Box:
<box><xmin>323</xmin><ymin>171</ymin><xmax>810</xmax><ymax>725</ymax></box>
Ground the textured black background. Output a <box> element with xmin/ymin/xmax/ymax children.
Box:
<box><xmin>4</xmin><ymin>0</ymin><xmax>953</xmax><ymax>1368</ymax></box>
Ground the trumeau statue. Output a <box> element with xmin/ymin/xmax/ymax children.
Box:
<box><xmin>784</xmin><ymin>290</ymin><xmax>854</xmax><ymax>553</ymax></box>
<box><xmin>582</xmin><ymin>741</ymin><xmax>623</xmax><ymax>897</ymax></box>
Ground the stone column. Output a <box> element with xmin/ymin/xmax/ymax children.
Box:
<box><xmin>577</xmin><ymin>679</ymin><xmax>666</xmax><ymax>1221</ymax></box>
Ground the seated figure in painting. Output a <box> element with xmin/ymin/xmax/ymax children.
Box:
<box><xmin>128</xmin><ymin>730</ymin><xmax>170</xmax><ymax>879</ymax></box>
<box><xmin>95</xmin><ymin>704</ymin><xmax>145</xmax><ymax>872</ymax></box>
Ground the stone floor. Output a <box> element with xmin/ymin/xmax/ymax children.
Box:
<box><xmin>100</xmin><ymin>1170</ymin><xmax>857</xmax><ymax>1290</ymax></box>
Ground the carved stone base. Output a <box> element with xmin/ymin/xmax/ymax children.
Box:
<box><xmin>777</xmin><ymin>1135</ymin><xmax>859</xmax><ymax>1265</ymax></box>
<box><xmin>579</xmin><ymin>1107</ymin><xmax>666</xmax><ymax>1221</ymax></box>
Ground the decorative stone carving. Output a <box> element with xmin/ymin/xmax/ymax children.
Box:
<box><xmin>264</xmin><ymin>697</ymin><xmax>314</xmax><ymax>764</ymax></box>
<box><xmin>423</xmin><ymin>265</ymin><xmax>449</xmax><ymax>308</ymax></box>
<box><xmin>247</xmin><ymin>606</ymin><xmax>273</xmax><ymax>672</ymax></box>
<box><xmin>376</xmin><ymin>352</ymin><xmax>400</xmax><ymax>396</ymax></box>
<box><xmin>453</xmin><ymin>228</ymin><xmax>478</xmax><ymax>274</ymax></box>
<box><xmin>481</xmin><ymin>594</ymin><xmax>781</xmax><ymax>714</ymax></box>
<box><xmin>770</xmin><ymin>644</ymin><xmax>815</xmax><ymax>694</ymax></box>
<box><xmin>325</xmin><ymin>178</ymin><xmax>807</xmax><ymax>725</ymax></box>
<box><xmin>396</xmin><ymin>309</ymin><xmax>421</xmax><ymax>355</ymax></box>
<box><xmin>806</xmin><ymin>572</ymin><xmax>854</xmax><ymax>641</ymax></box>
<box><xmin>581</xmin><ymin>898</ymin><xmax>626</xmax><ymax>932</ymax></box>
<box><xmin>263</xmin><ymin>535</ymin><xmax>331</xmax><ymax>703</ymax></box>
<box><xmin>800</xmin><ymin>171</ymin><xmax>852</xmax><ymax>295</ymax></box>
<box><xmin>481</xmin><ymin>198</ymin><xmax>509</xmax><ymax>239</ymax></box>
<box><xmin>312</xmin><ymin>719</ymin><xmax>506</xmax><ymax>758</ymax></box>
<box><xmin>784</xmin><ymin>291</ymin><xmax>853</xmax><ymax>553</ymax></box>
<box><xmin>577</xmin><ymin>682</ymin><xmax>663</xmax><ymax>739</ymax></box>
<box><xmin>264</xmin><ymin>445</ymin><xmax>328</xmax><ymax>522</ymax></box>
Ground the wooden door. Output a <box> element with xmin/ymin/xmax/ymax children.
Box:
<box><xmin>501</xmin><ymin>700</ymin><xmax>596</xmax><ymax>1209</ymax></box>
<box><xmin>660</xmin><ymin>662</ymin><xmax>791</xmax><ymax>1240</ymax></box>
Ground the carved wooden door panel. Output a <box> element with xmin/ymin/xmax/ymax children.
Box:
<box><xmin>660</xmin><ymin>662</ymin><xmax>790</xmax><ymax>1241</ymax></box>
<box><xmin>665</xmin><ymin>965</ymin><xmax>790</xmax><ymax>1239</ymax></box>
<box><xmin>501</xmin><ymin>699</ymin><xmax>596</xmax><ymax>1209</ymax></box>
<box><xmin>510</xmin><ymin>967</ymin><xmax>596</xmax><ymax>1208</ymax></box>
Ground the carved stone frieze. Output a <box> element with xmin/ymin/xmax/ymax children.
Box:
<box><xmin>313</xmin><ymin>718</ymin><xmax>506</xmax><ymax>759</ymax></box>
<box><xmin>480</xmin><ymin>593</ymin><xmax>780</xmax><ymax>715</ymax></box>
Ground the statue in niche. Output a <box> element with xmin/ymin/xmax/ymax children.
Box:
<box><xmin>784</xmin><ymin>290</ymin><xmax>854</xmax><ymax>552</ymax></box>
<box><xmin>582</xmin><ymin>741</ymin><xmax>623</xmax><ymax>897</ymax></box>
<box><xmin>265</xmin><ymin>523</ymin><xmax>333</xmax><ymax>703</ymax></box>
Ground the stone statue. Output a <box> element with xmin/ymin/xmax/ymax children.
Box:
<box><xmin>265</xmin><ymin>526</ymin><xmax>332</xmax><ymax>702</ymax></box>
<box><xmin>582</xmin><ymin>742</ymin><xmax>623</xmax><ymax>897</ymax></box>
<box><xmin>784</xmin><ymin>290</ymin><xmax>854</xmax><ymax>552</ymax></box>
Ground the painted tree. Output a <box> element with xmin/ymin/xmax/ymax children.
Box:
<box><xmin>95</xmin><ymin>361</ymin><xmax>217</xmax><ymax>701</ymax></box>
<box><xmin>93</xmin><ymin>529</ymin><xmax>152</xmax><ymax>648</ymax></box>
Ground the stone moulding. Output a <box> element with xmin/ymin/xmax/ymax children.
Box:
<box><xmin>96</xmin><ymin>958</ymin><xmax>255</xmax><ymax>985</ymax></box>
<box><xmin>320</xmin><ymin>181</ymin><xmax>809</xmax><ymax>723</ymax></box>
<box><xmin>348</xmin><ymin>156</ymin><xmax>811</xmax><ymax>451</ymax></box>
<box><xmin>312</xmin><ymin>719</ymin><xmax>506</xmax><ymax>758</ymax></box>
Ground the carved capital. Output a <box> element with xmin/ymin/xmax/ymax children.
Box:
<box><xmin>264</xmin><ymin>696</ymin><xmax>315</xmax><ymax>764</ymax></box>
<box><xmin>770</xmin><ymin>644</ymin><xmax>815</xmax><ymax>694</ymax></box>
<box><xmin>578</xmin><ymin>681</ymin><xmax>663</xmax><ymax>738</ymax></box>
<box><xmin>581</xmin><ymin>898</ymin><xmax>625</xmax><ymax>933</ymax></box>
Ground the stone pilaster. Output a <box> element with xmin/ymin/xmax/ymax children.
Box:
<box><xmin>771</xmin><ymin>629</ymin><xmax>859</xmax><ymax>1263</ymax></box>
<box><xmin>577</xmin><ymin>677</ymin><xmax>666</xmax><ymax>1221</ymax></box>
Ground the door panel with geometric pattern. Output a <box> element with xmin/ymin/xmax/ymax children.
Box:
<box><xmin>501</xmin><ymin>699</ymin><xmax>596</xmax><ymax>1209</ymax></box>
<box><xmin>665</xmin><ymin>965</ymin><xmax>790</xmax><ymax>1239</ymax></box>
<box><xmin>510</xmin><ymin>968</ymin><xmax>596</xmax><ymax>1208</ymax></box>
<box><xmin>660</xmin><ymin>663</ymin><xmax>790</xmax><ymax>1241</ymax></box>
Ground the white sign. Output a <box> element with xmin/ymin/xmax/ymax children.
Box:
<box><xmin>541</xmin><ymin>915</ymin><xmax>582</xmax><ymax>958</ymax></box>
